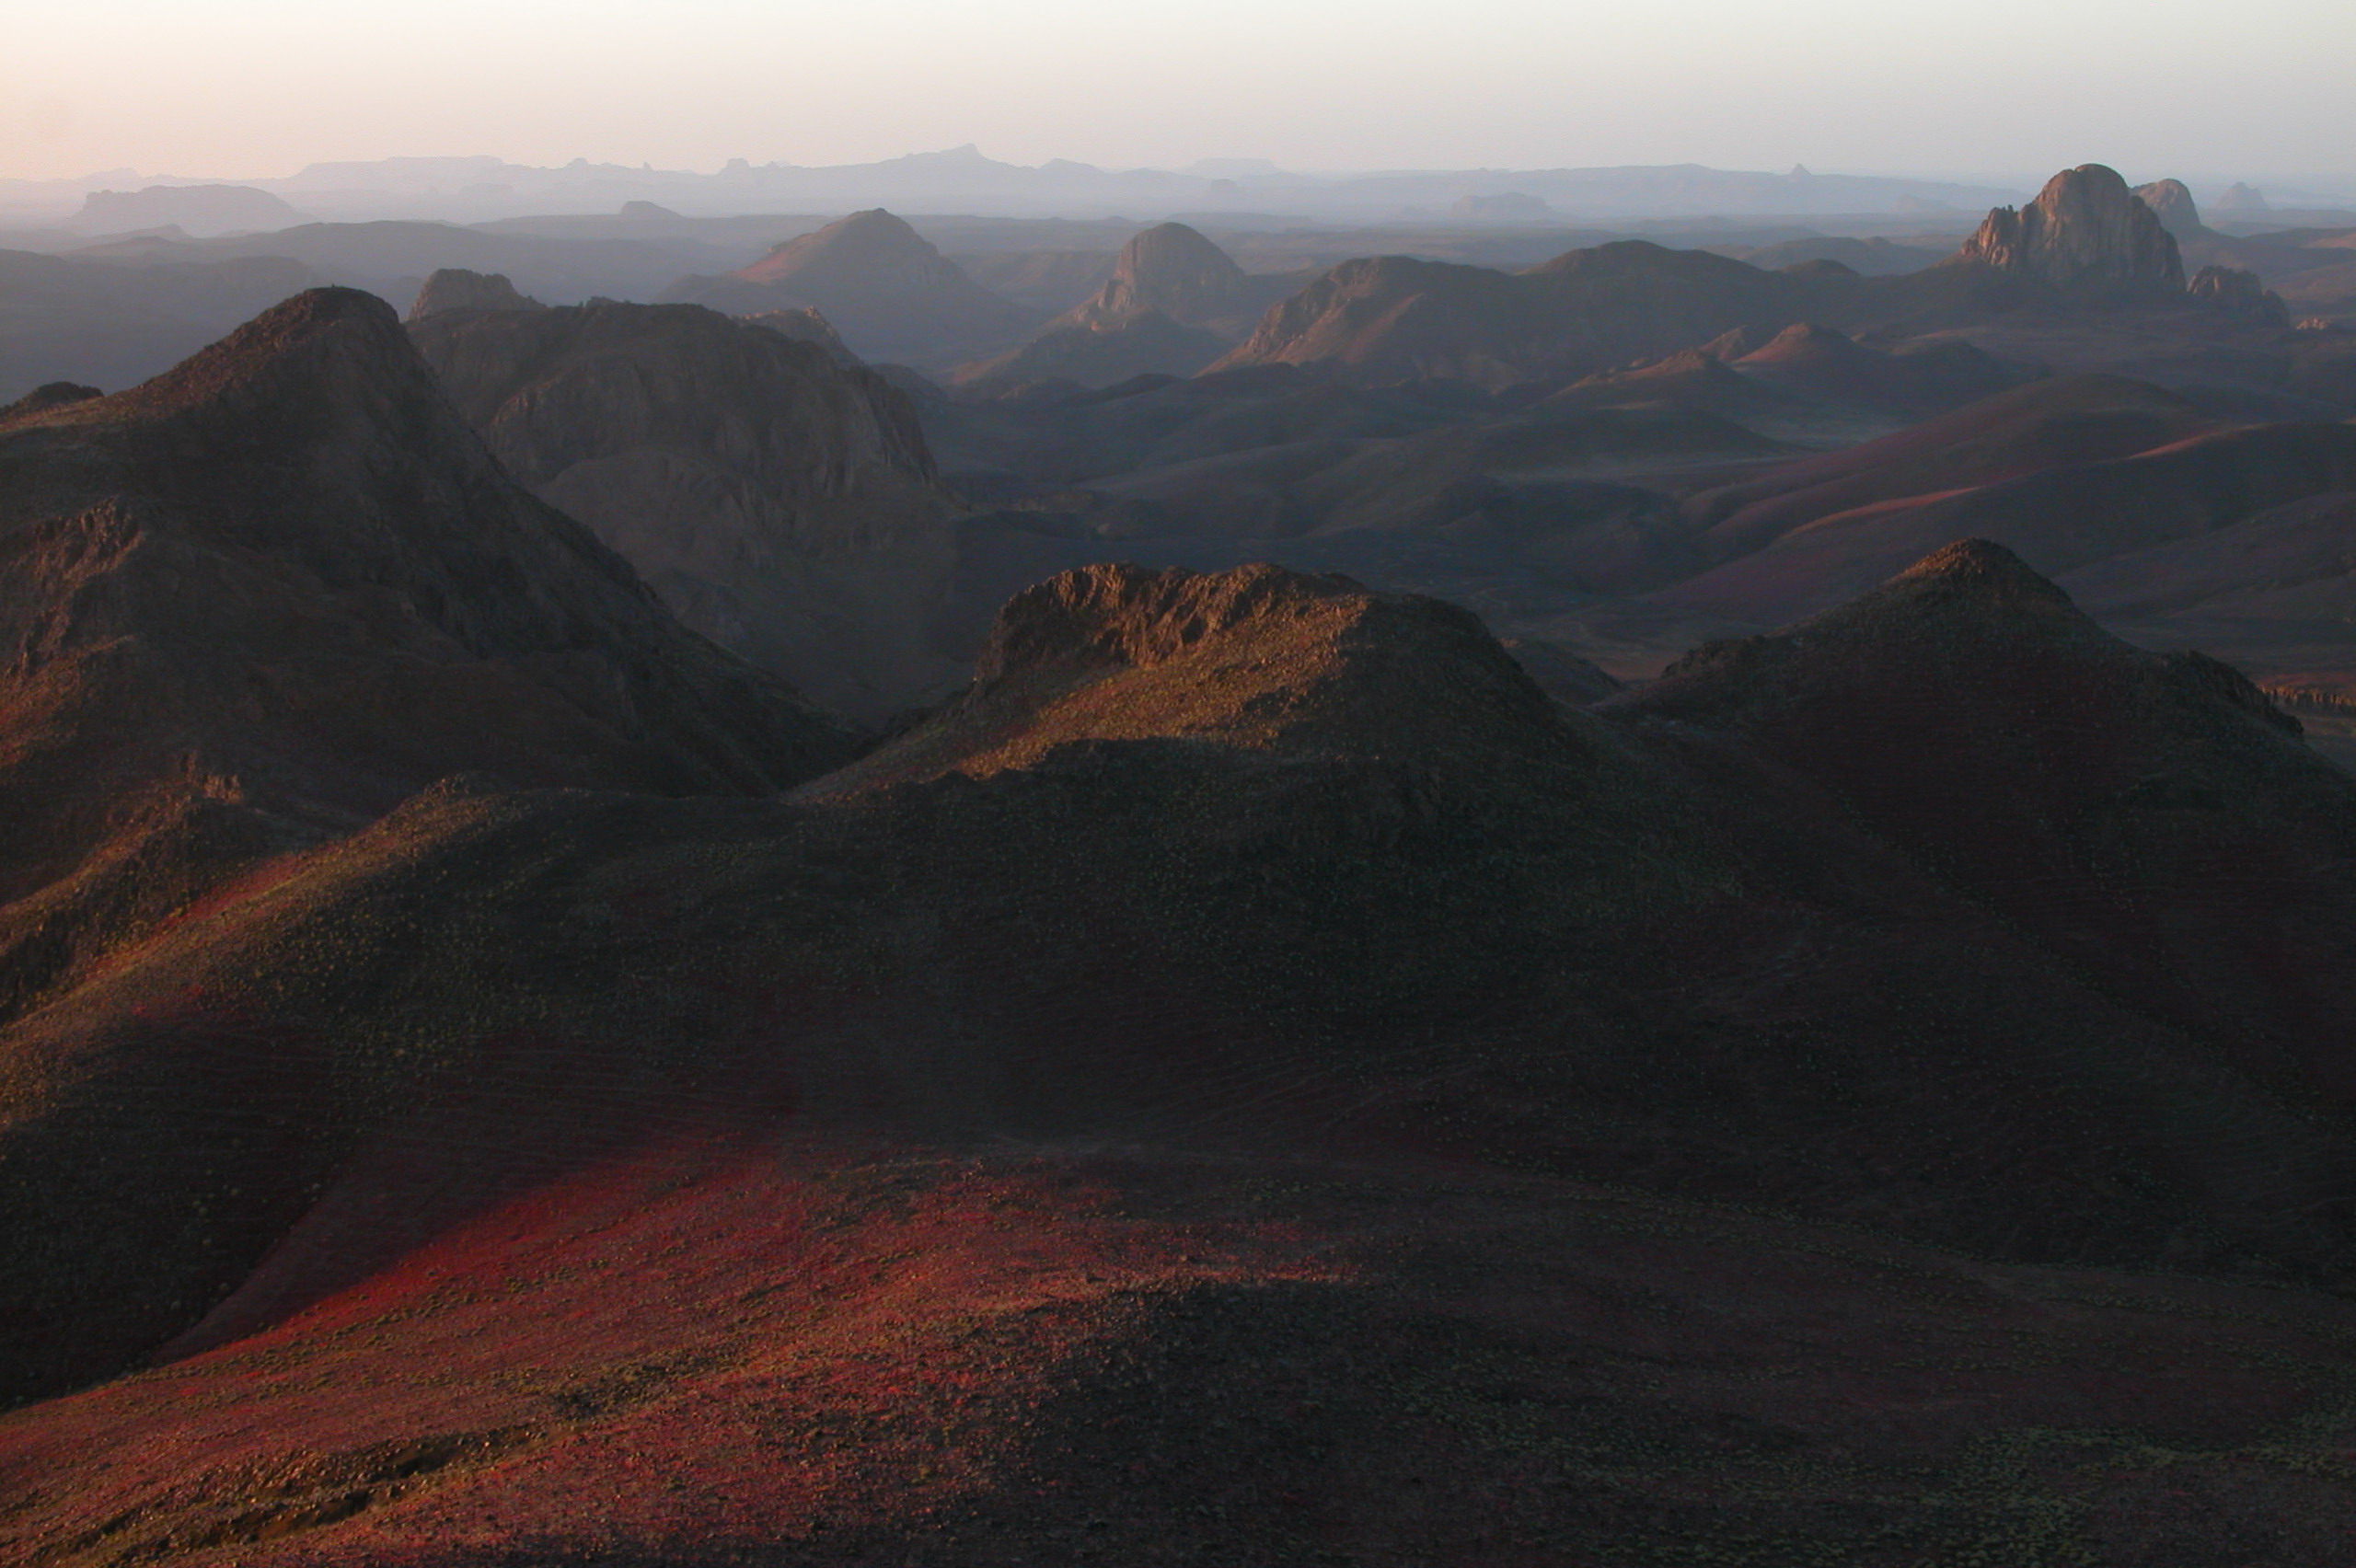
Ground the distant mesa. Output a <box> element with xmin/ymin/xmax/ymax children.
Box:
<box><xmin>2131</xmin><ymin>179</ymin><xmax>2206</xmax><ymax>238</ymax></box>
<box><xmin>69</xmin><ymin>183</ymin><xmax>308</xmax><ymax>236</ymax></box>
<box><xmin>1450</xmin><ymin>191</ymin><xmax>1556</xmax><ymax>223</ymax></box>
<box><xmin>1953</xmin><ymin>164</ymin><xmax>2185</xmax><ymax>292</ymax></box>
<box><xmin>2216</xmin><ymin>182</ymin><xmax>2270</xmax><ymax>213</ymax></box>
<box><xmin>406</xmin><ymin>268</ymin><xmax>546</xmax><ymax>320</ymax></box>
<box><xmin>618</xmin><ymin>200</ymin><xmax>681</xmax><ymax>219</ymax></box>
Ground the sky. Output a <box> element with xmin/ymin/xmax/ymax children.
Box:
<box><xmin>4</xmin><ymin>0</ymin><xmax>2351</xmax><ymax>187</ymax></box>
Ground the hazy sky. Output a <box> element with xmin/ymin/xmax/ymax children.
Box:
<box><xmin>5</xmin><ymin>0</ymin><xmax>2350</xmax><ymax>184</ymax></box>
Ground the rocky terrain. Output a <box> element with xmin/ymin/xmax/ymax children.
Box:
<box><xmin>8</xmin><ymin>160</ymin><xmax>2356</xmax><ymax>1565</ymax></box>
<box><xmin>9</xmin><ymin>515</ymin><xmax>2356</xmax><ymax>1560</ymax></box>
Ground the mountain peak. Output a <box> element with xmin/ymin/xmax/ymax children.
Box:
<box><xmin>734</xmin><ymin>209</ymin><xmax>955</xmax><ymax>291</ymax></box>
<box><xmin>1888</xmin><ymin>536</ymin><xmax>2077</xmax><ymax>604</ymax></box>
<box><xmin>95</xmin><ymin>286</ymin><xmax>428</xmax><ymax>429</ymax></box>
<box><xmin>2131</xmin><ymin>178</ymin><xmax>2205</xmax><ymax>238</ymax></box>
<box><xmin>408</xmin><ymin>268</ymin><xmax>546</xmax><ymax>320</ymax></box>
<box><xmin>976</xmin><ymin>561</ymin><xmax>1368</xmax><ymax>680</ymax></box>
<box><xmin>1955</xmin><ymin>164</ymin><xmax>2185</xmax><ymax>292</ymax></box>
<box><xmin>1090</xmin><ymin>222</ymin><xmax>1252</xmax><ymax>324</ymax></box>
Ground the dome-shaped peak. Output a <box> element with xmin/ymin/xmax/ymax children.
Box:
<box><xmin>2131</xmin><ymin>178</ymin><xmax>2204</xmax><ymax>238</ymax></box>
<box><xmin>735</xmin><ymin>209</ymin><xmax>956</xmax><ymax>290</ymax></box>
<box><xmin>1956</xmin><ymin>164</ymin><xmax>2184</xmax><ymax>291</ymax></box>
<box><xmin>1087</xmin><ymin>223</ymin><xmax>1253</xmax><ymax>325</ymax></box>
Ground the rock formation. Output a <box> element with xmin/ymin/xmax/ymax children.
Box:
<box><xmin>2132</xmin><ymin>178</ymin><xmax>2207</xmax><ymax>237</ymax></box>
<box><xmin>406</xmin><ymin>267</ymin><xmax>546</xmax><ymax>319</ymax></box>
<box><xmin>2189</xmin><ymin>264</ymin><xmax>2292</xmax><ymax>323</ymax></box>
<box><xmin>410</xmin><ymin>298</ymin><xmax>964</xmax><ymax>718</ymax></box>
<box><xmin>1954</xmin><ymin>164</ymin><xmax>2185</xmax><ymax>291</ymax></box>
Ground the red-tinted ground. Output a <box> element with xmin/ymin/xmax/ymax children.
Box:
<box><xmin>12</xmin><ymin>1132</ymin><xmax>2356</xmax><ymax>1568</ymax></box>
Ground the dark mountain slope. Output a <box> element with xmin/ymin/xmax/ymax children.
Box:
<box><xmin>0</xmin><ymin>287</ymin><xmax>855</xmax><ymax>1024</ymax></box>
<box><xmin>410</xmin><ymin>297</ymin><xmax>964</xmax><ymax>717</ymax></box>
<box><xmin>1625</xmin><ymin>538</ymin><xmax>2356</xmax><ymax>1110</ymax></box>
<box><xmin>1661</xmin><ymin>418</ymin><xmax>2356</xmax><ymax>624</ymax></box>
<box><xmin>1679</xmin><ymin>373</ymin><xmax>2218</xmax><ymax>559</ymax></box>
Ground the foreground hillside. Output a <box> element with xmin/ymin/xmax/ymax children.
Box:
<box><xmin>9</xmin><ymin>531</ymin><xmax>2356</xmax><ymax>1562</ymax></box>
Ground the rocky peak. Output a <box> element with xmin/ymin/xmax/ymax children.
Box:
<box><xmin>1955</xmin><ymin>164</ymin><xmax>2185</xmax><ymax>291</ymax></box>
<box><xmin>1085</xmin><ymin>222</ymin><xmax>1253</xmax><ymax>326</ymax></box>
<box><xmin>1886</xmin><ymin>537</ymin><xmax>2079</xmax><ymax>605</ymax></box>
<box><xmin>2188</xmin><ymin>265</ymin><xmax>2291</xmax><ymax>324</ymax></box>
<box><xmin>2131</xmin><ymin>179</ymin><xmax>2206</xmax><ymax>238</ymax></box>
<box><xmin>977</xmin><ymin>562</ymin><xmax>1369</xmax><ymax>680</ymax></box>
<box><xmin>407</xmin><ymin>269</ymin><xmax>545</xmax><ymax>320</ymax></box>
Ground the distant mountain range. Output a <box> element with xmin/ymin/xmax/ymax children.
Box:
<box><xmin>0</xmin><ymin>149</ymin><xmax>2043</xmax><ymax>226</ymax></box>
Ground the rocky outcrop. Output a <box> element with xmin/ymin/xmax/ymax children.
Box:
<box><xmin>410</xmin><ymin>298</ymin><xmax>964</xmax><ymax>718</ymax></box>
<box><xmin>2132</xmin><ymin>179</ymin><xmax>2207</xmax><ymax>238</ymax></box>
<box><xmin>2189</xmin><ymin>264</ymin><xmax>2291</xmax><ymax>324</ymax></box>
<box><xmin>1954</xmin><ymin>165</ymin><xmax>2185</xmax><ymax>291</ymax></box>
<box><xmin>406</xmin><ymin>268</ymin><xmax>546</xmax><ymax>319</ymax></box>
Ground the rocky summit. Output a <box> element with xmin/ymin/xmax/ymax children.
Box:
<box><xmin>405</xmin><ymin>267</ymin><xmax>546</xmax><ymax>319</ymax></box>
<box><xmin>1955</xmin><ymin>163</ymin><xmax>2187</xmax><ymax>291</ymax></box>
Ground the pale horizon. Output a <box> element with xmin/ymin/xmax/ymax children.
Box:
<box><xmin>6</xmin><ymin>0</ymin><xmax>2352</xmax><ymax>190</ymax></box>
